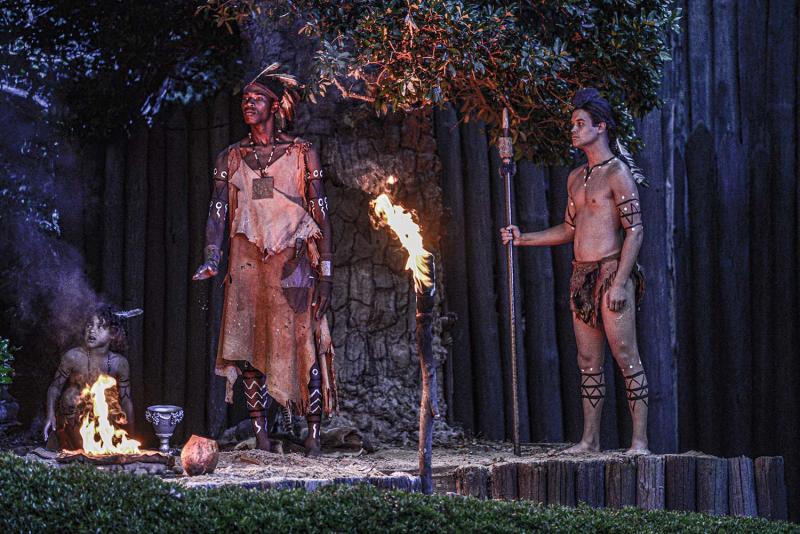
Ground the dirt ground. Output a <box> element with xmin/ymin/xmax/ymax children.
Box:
<box><xmin>174</xmin><ymin>440</ymin><xmax>646</xmax><ymax>488</ymax></box>
<box><xmin>3</xmin><ymin>425</ymin><xmax>650</xmax><ymax>490</ymax></box>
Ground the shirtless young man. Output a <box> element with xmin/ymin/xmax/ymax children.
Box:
<box><xmin>500</xmin><ymin>88</ymin><xmax>649</xmax><ymax>454</ymax></box>
<box><xmin>44</xmin><ymin>306</ymin><xmax>134</xmax><ymax>450</ymax></box>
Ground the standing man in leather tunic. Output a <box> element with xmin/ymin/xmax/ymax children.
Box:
<box><xmin>193</xmin><ymin>65</ymin><xmax>336</xmax><ymax>456</ymax></box>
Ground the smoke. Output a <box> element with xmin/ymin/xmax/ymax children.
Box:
<box><xmin>0</xmin><ymin>93</ymin><xmax>99</xmax><ymax>351</ymax></box>
<box><xmin>1</xmin><ymin>218</ymin><xmax>98</xmax><ymax>349</ymax></box>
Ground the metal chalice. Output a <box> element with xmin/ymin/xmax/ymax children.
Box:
<box><xmin>145</xmin><ymin>405</ymin><xmax>184</xmax><ymax>454</ymax></box>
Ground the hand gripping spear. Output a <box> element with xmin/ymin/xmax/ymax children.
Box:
<box><xmin>498</xmin><ymin>108</ymin><xmax>521</xmax><ymax>456</ymax></box>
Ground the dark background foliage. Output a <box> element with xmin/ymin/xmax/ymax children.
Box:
<box><xmin>203</xmin><ymin>0</ymin><xmax>679</xmax><ymax>164</ymax></box>
<box><xmin>0</xmin><ymin>0</ymin><xmax>243</xmax><ymax>138</ymax></box>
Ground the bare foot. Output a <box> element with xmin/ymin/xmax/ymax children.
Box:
<box><xmin>562</xmin><ymin>441</ymin><xmax>600</xmax><ymax>454</ymax></box>
<box><xmin>625</xmin><ymin>440</ymin><xmax>650</xmax><ymax>455</ymax></box>
<box><xmin>304</xmin><ymin>436</ymin><xmax>322</xmax><ymax>457</ymax></box>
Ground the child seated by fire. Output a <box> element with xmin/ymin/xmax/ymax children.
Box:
<box><xmin>43</xmin><ymin>305</ymin><xmax>136</xmax><ymax>451</ymax></box>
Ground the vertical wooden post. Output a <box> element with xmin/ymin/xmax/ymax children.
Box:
<box><xmin>696</xmin><ymin>455</ymin><xmax>729</xmax><ymax>516</ymax></box>
<box><xmin>491</xmin><ymin>463</ymin><xmax>519</xmax><ymax>500</ymax></box>
<box><xmin>415</xmin><ymin>258</ymin><xmax>437</xmax><ymax>495</ymax></box>
<box><xmin>606</xmin><ymin>457</ymin><xmax>637</xmax><ymax>508</ymax></box>
<box><xmin>546</xmin><ymin>167</ymin><xmax>581</xmax><ymax>441</ymax></box>
<box><xmin>517</xmin><ymin>462</ymin><xmax>547</xmax><ymax>503</ymax></box>
<box><xmin>714</xmin><ymin>0</ymin><xmax>752</xmax><ymax>456</ymax></box>
<box><xmin>102</xmin><ymin>135</ymin><xmax>126</xmax><ymax>304</ymax></box>
<box><xmin>665</xmin><ymin>454</ymin><xmax>696</xmax><ymax>511</ymax></box>
<box><xmin>124</xmin><ymin>123</ymin><xmax>148</xmax><ymax>439</ymax></box>
<box><xmin>163</xmin><ymin>109</ymin><xmax>189</xmax><ymax>434</ymax></box>
<box><xmin>454</xmin><ymin>465</ymin><xmax>490</xmax><ymax>499</ymax></box>
<box><xmin>728</xmin><ymin>456</ymin><xmax>758</xmax><ymax>517</ymax></box>
<box><xmin>684</xmin><ymin>125</ymin><xmax>719</xmax><ymax>452</ymax></box>
<box><xmin>546</xmin><ymin>460</ymin><xmax>576</xmax><ymax>506</ymax></box>
<box><xmin>754</xmin><ymin>456</ymin><xmax>788</xmax><ymax>521</ymax></box>
<box><xmin>433</xmin><ymin>105</ymin><xmax>474</xmax><ymax>430</ymax></box>
<box><xmin>144</xmin><ymin>122</ymin><xmax>167</xmax><ymax>442</ymax></box>
<box><xmin>575</xmin><ymin>459</ymin><xmax>605</xmax><ymax>508</ymax></box>
<box><xmin>460</xmin><ymin>120</ymin><xmax>504</xmax><ymax>440</ymax></box>
<box><xmin>186</xmin><ymin>104</ymin><xmax>211</xmax><ymax>437</ymax></box>
<box><xmin>636</xmin><ymin>455</ymin><xmax>665</xmax><ymax>510</ymax></box>
<box><xmin>635</xmin><ymin>108</ymin><xmax>677</xmax><ymax>454</ymax></box>
<box><xmin>516</xmin><ymin>162</ymin><xmax>563</xmax><ymax>442</ymax></box>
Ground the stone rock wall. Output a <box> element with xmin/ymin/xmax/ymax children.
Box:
<box><xmin>244</xmin><ymin>22</ymin><xmax>460</xmax><ymax>445</ymax></box>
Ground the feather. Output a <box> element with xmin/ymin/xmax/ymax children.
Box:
<box><xmin>248</xmin><ymin>62</ymin><xmax>282</xmax><ymax>86</ymax></box>
<box><xmin>113</xmin><ymin>308</ymin><xmax>144</xmax><ymax>319</ymax></box>
<box><xmin>616</xmin><ymin>139</ymin><xmax>650</xmax><ymax>187</ymax></box>
<box><xmin>268</xmin><ymin>73</ymin><xmax>301</xmax><ymax>88</ymax></box>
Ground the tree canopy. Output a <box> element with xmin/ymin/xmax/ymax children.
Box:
<box><xmin>204</xmin><ymin>0</ymin><xmax>680</xmax><ymax>164</ymax></box>
<box><xmin>0</xmin><ymin>0</ymin><xmax>242</xmax><ymax>138</ymax></box>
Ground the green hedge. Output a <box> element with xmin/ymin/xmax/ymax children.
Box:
<box><xmin>0</xmin><ymin>453</ymin><xmax>795</xmax><ymax>533</ymax></box>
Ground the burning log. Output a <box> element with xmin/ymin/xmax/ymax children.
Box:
<box><xmin>57</xmin><ymin>450</ymin><xmax>174</xmax><ymax>467</ymax></box>
<box><xmin>373</xmin><ymin>194</ymin><xmax>439</xmax><ymax>494</ymax></box>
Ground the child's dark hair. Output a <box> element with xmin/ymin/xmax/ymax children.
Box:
<box><xmin>88</xmin><ymin>305</ymin><xmax>128</xmax><ymax>354</ymax></box>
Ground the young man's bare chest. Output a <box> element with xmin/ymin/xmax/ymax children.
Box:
<box><xmin>569</xmin><ymin>166</ymin><xmax>617</xmax><ymax>218</ymax></box>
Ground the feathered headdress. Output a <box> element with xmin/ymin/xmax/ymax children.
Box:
<box><xmin>246</xmin><ymin>63</ymin><xmax>302</xmax><ymax>128</ymax></box>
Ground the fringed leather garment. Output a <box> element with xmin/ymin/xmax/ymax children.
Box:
<box><xmin>216</xmin><ymin>140</ymin><xmax>337</xmax><ymax>417</ymax></box>
<box><xmin>569</xmin><ymin>253</ymin><xmax>645</xmax><ymax>328</ymax></box>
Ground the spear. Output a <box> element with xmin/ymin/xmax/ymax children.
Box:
<box><xmin>498</xmin><ymin>108</ymin><xmax>521</xmax><ymax>456</ymax></box>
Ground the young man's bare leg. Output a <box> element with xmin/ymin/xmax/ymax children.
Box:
<box><xmin>602</xmin><ymin>277</ymin><xmax>649</xmax><ymax>454</ymax></box>
<box><xmin>564</xmin><ymin>316</ymin><xmax>606</xmax><ymax>453</ymax></box>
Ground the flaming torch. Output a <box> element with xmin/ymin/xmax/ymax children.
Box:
<box><xmin>372</xmin><ymin>193</ymin><xmax>439</xmax><ymax>494</ymax></box>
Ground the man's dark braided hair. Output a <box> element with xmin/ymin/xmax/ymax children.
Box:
<box><xmin>572</xmin><ymin>88</ymin><xmax>649</xmax><ymax>187</ymax></box>
<box><xmin>572</xmin><ymin>88</ymin><xmax>618</xmax><ymax>144</ymax></box>
<box><xmin>88</xmin><ymin>305</ymin><xmax>128</xmax><ymax>354</ymax></box>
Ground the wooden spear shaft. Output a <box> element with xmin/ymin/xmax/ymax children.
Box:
<box><xmin>499</xmin><ymin>108</ymin><xmax>521</xmax><ymax>456</ymax></box>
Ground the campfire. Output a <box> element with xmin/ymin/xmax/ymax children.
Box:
<box><xmin>57</xmin><ymin>375</ymin><xmax>174</xmax><ymax>473</ymax></box>
<box><xmin>76</xmin><ymin>374</ymin><xmax>141</xmax><ymax>455</ymax></box>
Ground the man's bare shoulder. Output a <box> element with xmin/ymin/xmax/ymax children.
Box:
<box><xmin>288</xmin><ymin>134</ymin><xmax>315</xmax><ymax>153</ymax></box>
<box><xmin>217</xmin><ymin>141</ymin><xmax>246</xmax><ymax>161</ymax></box>
<box><xmin>566</xmin><ymin>165</ymin><xmax>587</xmax><ymax>188</ymax></box>
<box><xmin>606</xmin><ymin>158</ymin><xmax>637</xmax><ymax>190</ymax></box>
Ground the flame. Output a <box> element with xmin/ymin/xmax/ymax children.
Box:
<box><xmin>372</xmin><ymin>193</ymin><xmax>434</xmax><ymax>292</ymax></box>
<box><xmin>79</xmin><ymin>374</ymin><xmax>141</xmax><ymax>455</ymax></box>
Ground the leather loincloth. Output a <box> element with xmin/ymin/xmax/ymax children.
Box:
<box><xmin>569</xmin><ymin>254</ymin><xmax>644</xmax><ymax>328</ymax></box>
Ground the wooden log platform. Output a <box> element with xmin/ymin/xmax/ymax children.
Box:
<box><xmin>423</xmin><ymin>446</ymin><xmax>787</xmax><ymax>519</ymax></box>
<box><xmin>22</xmin><ymin>443</ymin><xmax>788</xmax><ymax>518</ymax></box>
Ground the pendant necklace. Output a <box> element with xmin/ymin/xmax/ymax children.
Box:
<box><xmin>583</xmin><ymin>155</ymin><xmax>617</xmax><ymax>187</ymax></box>
<box><xmin>249</xmin><ymin>132</ymin><xmax>277</xmax><ymax>199</ymax></box>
